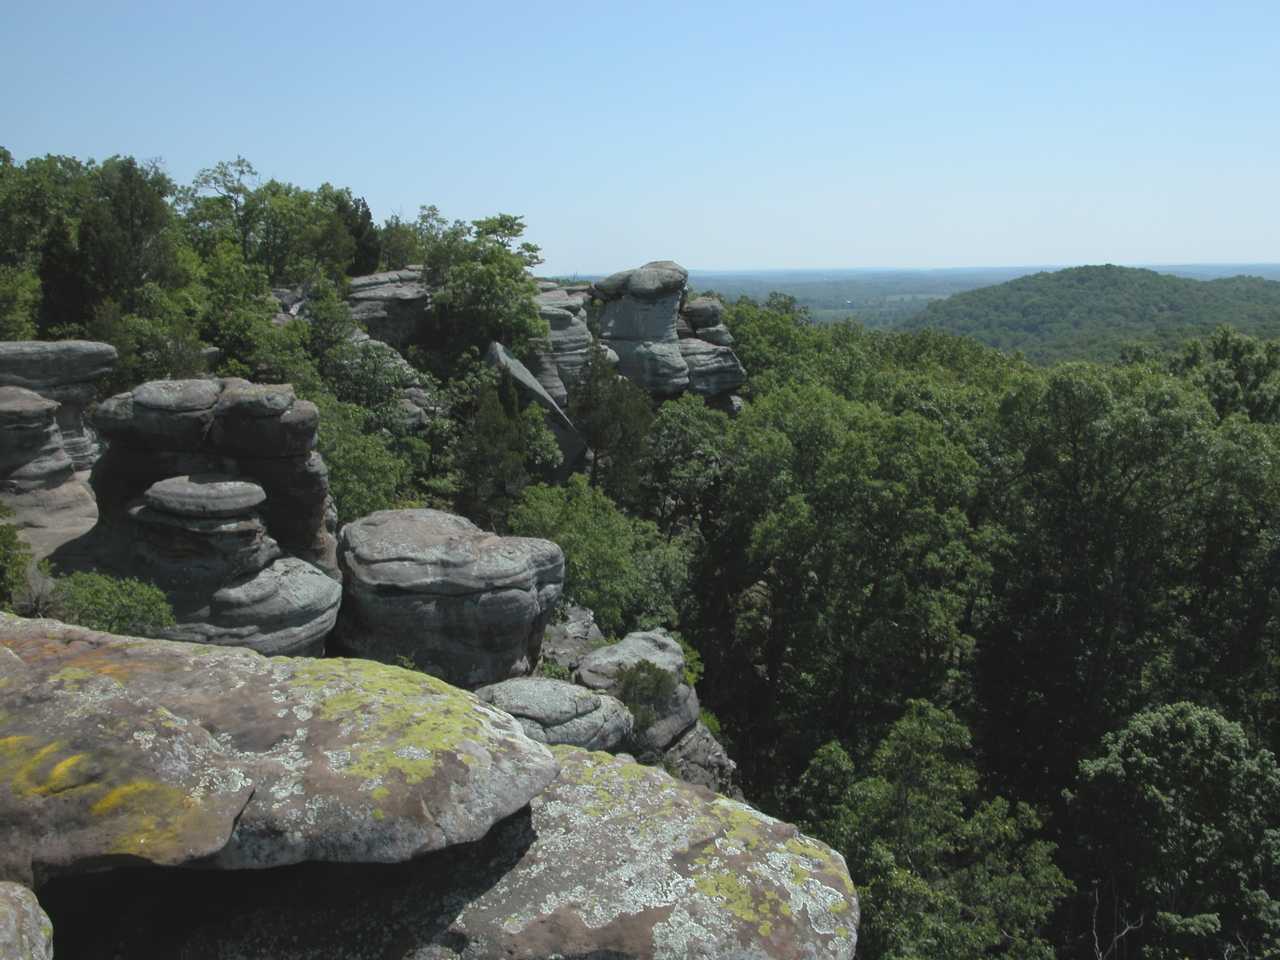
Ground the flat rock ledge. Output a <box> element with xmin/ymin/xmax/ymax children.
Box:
<box><xmin>0</xmin><ymin>614</ymin><xmax>558</xmax><ymax>888</ymax></box>
<box><xmin>475</xmin><ymin>677</ymin><xmax>633</xmax><ymax>751</ymax></box>
<box><xmin>336</xmin><ymin>509</ymin><xmax>564</xmax><ymax>688</ymax></box>
<box><xmin>44</xmin><ymin>749</ymin><xmax>857</xmax><ymax>960</ymax></box>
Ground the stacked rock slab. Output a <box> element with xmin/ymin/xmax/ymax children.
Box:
<box><xmin>533</xmin><ymin>282</ymin><xmax>598</xmax><ymax>399</ymax></box>
<box><xmin>0</xmin><ymin>613</ymin><xmax>559</xmax><ymax>888</ymax></box>
<box><xmin>0</xmin><ymin>340</ymin><xmax>117</xmax><ymax>469</ymax></box>
<box><xmin>0</xmin><ymin>386</ymin><xmax>97</xmax><ymax>559</ymax></box>
<box><xmin>678</xmin><ymin>295</ymin><xmax>748</xmax><ymax>397</ymax></box>
<box><xmin>344</xmin><ymin>266</ymin><xmax>429</xmax><ymax>349</ymax></box>
<box><xmin>90</xmin><ymin>378</ymin><xmax>337</xmax><ymax>575</ymax></box>
<box><xmin>475</xmin><ymin>676</ymin><xmax>633</xmax><ymax>751</ymax></box>
<box><xmin>336</xmin><ymin>509</ymin><xmax>565</xmax><ymax>688</ymax></box>
<box><xmin>577</xmin><ymin>628</ymin><xmax>740</xmax><ymax>795</ymax></box>
<box><xmin>594</xmin><ymin>260</ymin><xmax>691</xmax><ymax>396</ymax></box>
<box><xmin>129</xmin><ymin>475</ymin><xmax>340</xmax><ymax>656</ymax></box>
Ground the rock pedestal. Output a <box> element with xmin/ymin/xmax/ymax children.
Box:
<box><xmin>336</xmin><ymin>509</ymin><xmax>565</xmax><ymax>688</ymax></box>
<box><xmin>0</xmin><ymin>340</ymin><xmax>117</xmax><ymax>469</ymax></box>
<box><xmin>0</xmin><ymin>387</ymin><xmax>97</xmax><ymax>559</ymax></box>
<box><xmin>594</xmin><ymin>260</ymin><xmax>691</xmax><ymax>396</ymax></box>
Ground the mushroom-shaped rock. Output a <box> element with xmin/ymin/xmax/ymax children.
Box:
<box><xmin>576</xmin><ymin>629</ymin><xmax>700</xmax><ymax>754</ymax></box>
<box><xmin>0</xmin><ymin>883</ymin><xmax>53</xmax><ymax>960</ymax></box>
<box><xmin>594</xmin><ymin>260</ymin><xmax>693</xmax><ymax>396</ymax></box>
<box><xmin>86</xmin><ymin>748</ymin><xmax>858</xmax><ymax>959</ymax></box>
<box><xmin>0</xmin><ymin>340</ymin><xmax>117</xmax><ymax>470</ymax></box>
<box><xmin>0</xmin><ymin>613</ymin><xmax>559</xmax><ymax>888</ymax></box>
<box><xmin>476</xmin><ymin>677</ymin><xmax>633</xmax><ymax>751</ymax></box>
<box><xmin>143</xmin><ymin>473</ymin><xmax>268</xmax><ymax>518</ymax></box>
<box><xmin>336</xmin><ymin>509</ymin><xmax>565</xmax><ymax>688</ymax></box>
<box><xmin>0</xmin><ymin>387</ymin><xmax>97</xmax><ymax>558</ymax></box>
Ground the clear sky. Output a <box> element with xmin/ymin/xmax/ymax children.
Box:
<box><xmin>3</xmin><ymin>0</ymin><xmax>1277</xmax><ymax>275</ymax></box>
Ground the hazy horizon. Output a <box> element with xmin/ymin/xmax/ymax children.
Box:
<box><xmin>4</xmin><ymin>1</ymin><xmax>1278</xmax><ymax>276</ymax></box>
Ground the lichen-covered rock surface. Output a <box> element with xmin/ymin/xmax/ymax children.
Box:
<box><xmin>48</xmin><ymin>748</ymin><xmax>856</xmax><ymax>959</ymax></box>
<box><xmin>336</xmin><ymin>509</ymin><xmax>564</xmax><ymax>688</ymax></box>
<box><xmin>0</xmin><ymin>614</ymin><xmax>558</xmax><ymax>888</ymax></box>
<box><xmin>475</xmin><ymin>677</ymin><xmax>633</xmax><ymax>751</ymax></box>
<box><xmin>0</xmin><ymin>882</ymin><xmax>53</xmax><ymax>960</ymax></box>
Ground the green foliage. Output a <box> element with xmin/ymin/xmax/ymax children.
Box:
<box><xmin>614</xmin><ymin>660</ymin><xmax>678</xmax><ymax>732</ymax></box>
<box><xmin>536</xmin><ymin>659</ymin><xmax>572</xmax><ymax>682</ymax></box>
<box><xmin>1073</xmin><ymin>703</ymin><xmax>1280</xmax><ymax>960</ymax></box>
<box><xmin>311</xmin><ymin>393</ymin><xmax>408</xmax><ymax>525</ymax></box>
<box><xmin>0</xmin><ymin>264</ymin><xmax>39</xmax><ymax>339</ymax></box>
<box><xmin>0</xmin><ymin>503</ymin><xmax>30</xmax><ymax>612</ymax></box>
<box><xmin>510</xmin><ymin>475</ymin><xmax>691</xmax><ymax>636</ymax></box>
<box><xmin>799</xmin><ymin>702</ymin><xmax>1069</xmax><ymax>960</ymax></box>
<box><xmin>568</xmin><ymin>343</ymin><xmax>655</xmax><ymax>503</ymax></box>
<box><xmin>52</xmin><ymin>572</ymin><xmax>175</xmax><ymax>636</ymax></box>
<box><xmin>905</xmin><ymin>264</ymin><xmax>1280</xmax><ymax>364</ymax></box>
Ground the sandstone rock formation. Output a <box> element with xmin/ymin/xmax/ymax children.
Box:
<box><xmin>0</xmin><ymin>387</ymin><xmax>97</xmax><ymax>559</ymax></box>
<box><xmin>594</xmin><ymin>260</ymin><xmax>691</xmax><ymax>396</ymax></box>
<box><xmin>90</xmin><ymin>378</ymin><xmax>336</xmax><ymax>574</ymax></box>
<box><xmin>344</xmin><ymin>267</ymin><xmax>429</xmax><ymax>348</ymax></box>
<box><xmin>0</xmin><ymin>340</ymin><xmax>117</xmax><ymax>469</ymax></box>
<box><xmin>0</xmin><ymin>613</ymin><xmax>559</xmax><ymax>888</ymax></box>
<box><xmin>42</xmin><ymin>749</ymin><xmax>857</xmax><ymax>960</ymax></box>
<box><xmin>336</xmin><ymin>509</ymin><xmax>564</xmax><ymax>688</ymax></box>
<box><xmin>679</xmin><ymin>336</ymin><xmax>748</xmax><ymax>397</ymax></box>
<box><xmin>539</xmin><ymin>603</ymin><xmax>606</xmax><ymax>671</ymax></box>
<box><xmin>0</xmin><ymin>883</ymin><xmax>52</xmax><ymax>960</ymax></box>
<box><xmin>534</xmin><ymin>283</ymin><xmax>597</xmax><ymax>392</ymax></box>
<box><xmin>476</xmin><ymin>677</ymin><xmax>633</xmax><ymax>751</ymax></box>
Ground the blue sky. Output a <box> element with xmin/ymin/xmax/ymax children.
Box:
<box><xmin>3</xmin><ymin>0</ymin><xmax>1278</xmax><ymax>274</ymax></box>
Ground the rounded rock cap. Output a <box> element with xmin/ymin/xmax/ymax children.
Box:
<box><xmin>144</xmin><ymin>474</ymin><xmax>267</xmax><ymax>518</ymax></box>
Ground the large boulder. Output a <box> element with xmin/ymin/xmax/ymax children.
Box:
<box><xmin>43</xmin><ymin>750</ymin><xmax>857</xmax><ymax>960</ymax></box>
<box><xmin>576</xmin><ymin>629</ymin><xmax>700</xmax><ymax>755</ymax></box>
<box><xmin>0</xmin><ymin>613</ymin><xmax>558</xmax><ymax>888</ymax></box>
<box><xmin>0</xmin><ymin>340</ymin><xmax>117</xmax><ymax>469</ymax></box>
<box><xmin>594</xmin><ymin>260</ymin><xmax>691</xmax><ymax>396</ymax></box>
<box><xmin>0</xmin><ymin>883</ymin><xmax>52</xmax><ymax>960</ymax></box>
<box><xmin>89</xmin><ymin>378</ymin><xmax>336</xmax><ymax>574</ymax></box>
<box><xmin>475</xmin><ymin>677</ymin><xmax>633</xmax><ymax>751</ymax></box>
<box><xmin>679</xmin><ymin>338</ymin><xmax>748</xmax><ymax>397</ymax></box>
<box><xmin>345</xmin><ymin>267</ymin><xmax>429</xmax><ymax>348</ymax></box>
<box><xmin>336</xmin><ymin>509</ymin><xmax>565</xmax><ymax>688</ymax></box>
<box><xmin>0</xmin><ymin>387</ymin><xmax>97</xmax><ymax>559</ymax></box>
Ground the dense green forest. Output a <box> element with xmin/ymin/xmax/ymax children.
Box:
<box><xmin>5</xmin><ymin>148</ymin><xmax>1280</xmax><ymax>959</ymax></box>
<box><xmin>902</xmin><ymin>264</ymin><xmax>1280</xmax><ymax>362</ymax></box>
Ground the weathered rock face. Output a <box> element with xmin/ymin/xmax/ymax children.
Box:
<box><xmin>0</xmin><ymin>614</ymin><xmax>559</xmax><ymax>889</ymax></box>
<box><xmin>56</xmin><ymin>748</ymin><xmax>857</xmax><ymax>959</ymax></box>
<box><xmin>0</xmin><ymin>340</ymin><xmax>117</xmax><ymax>470</ymax></box>
<box><xmin>476</xmin><ymin>677</ymin><xmax>633</xmax><ymax>751</ymax></box>
<box><xmin>594</xmin><ymin>260</ymin><xmax>691</xmax><ymax>397</ymax></box>
<box><xmin>534</xmin><ymin>284</ymin><xmax>596</xmax><ymax>390</ymax></box>
<box><xmin>336</xmin><ymin>509</ymin><xmax>565</xmax><ymax>688</ymax></box>
<box><xmin>90</xmin><ymin>378</ymin><xmax>336</xmax><ymax>574</ymax></box>
<box><xmin>666</xmin><ymin>720</ymin><xmax>742</xmax><ymax>799</ymax></box>
<box><xmin>540</xmin><ymin>604</ymin><xmax>605</xmax><ymax>671</ymax></box>
<box><xmin>679</xmin><ymin>337</ymin><xmax>748</xmax><ymax>397</ymax></box>
<box><xmin>576</xmin><ymin>629</ymin><xmax>701</xmax><ymax>756</ymax></box>
<box><xmin>344</xmin><ymin>267</ymin><xmax>429</xmax><ymax>348</ymax></box>
<box><xmin>0</xmin><ymin>387</ymin><xmax>97</xmax><ymax>559</ymax></box>
<box><xmin>0</xmin><ymin>883</ymin><xmax>52</xmax><ymax>960</ymax></box>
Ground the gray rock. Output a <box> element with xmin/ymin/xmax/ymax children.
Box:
<box><xmin>129</xmin><ymin>498</ymin><xmax>282</xmax><ymax>591</ymax></box>
<box><xmin>476</xmin><ymin>677</ymin><xmax>633</xmax><ymax>751</ymax></box>
<box><xmin>681</xmin><ymin>296</ymin><xmax>726</xmax><ymax>327</ymax></box>
<box><xmin>540</xmin><ymin>604</ymin><xmax>605</xmax><ymax>670</ymax></box>
<box><xmin>576</xmin><ymin>629</ymin><xmax>700</xmax><ymax>753</ymax></box>
<box><xmin>679</xmin><ymin>338</ymin><xmax>748</xmax><ymax>397</ymax></box>
<box><xmin>609</xmin><ymin>340</ymin><xmax>690</xmax><ymax>396</ymax></box>
<box><xmin>336</xmin><ymin>509</ymin><xmax>565</xmax><ymax>688</ymax></box>
<box><xmin>665</xmin><ymin>720</ymin><xmax>742</xmax><ymax>798</ymax></box>
<box><xmin>0</xmin><ymin>883</ymin><xmax>52</xmax><ymax>960</ymax></box>
<box><xmin>122</xmin><ymin>748</ymin><xmax>858</xmax><ymax>960</ymax></box>
<box><xmin>595</xmin><ymin>261</ymin><xmax>693</xmax><ymax>396</ymax></box>
<box><xmin>695</xmin><ymin>322</ymin><xmax>735</xmax><ymax>346</ymax></box>
<box><xmin>0</xmin><ymin>613</ymin><xmax>559</xmax><ymax>886</ymax></box>
<box><xmin>524</xmin><ymin>338</ymin><xmax>569</xmax><ymax>408</ymax></box>
<box><xmin>0</xmin><ymin>340</ymin><xmax>117</xmax><ymax>470</ymax></box>
<box><xmin>344</xmin><ymin>268</ymin><xmax>429</xmax><ymax>348</ymax></box>
<box><xmin>143</xmin><ymin>474</ymin><xmax>267</xmax><ymax>518</ymax></box>
<box><xmin>709</xmin><ymin>393</ymin><xmax>746</xmax><ymax>418</ymax></box>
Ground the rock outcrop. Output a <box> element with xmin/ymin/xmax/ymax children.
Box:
<box><xmin>40</xmin><ymin>749</ymin><xmax>857</xmax><ymax>960</ymax></box>
<box><xmin>476</xmin><ymin>677</ymin><xmax>633</xmax><ymax>751</ymax></box>
<box><xmin>0</xmin><ymin>387</ymin><xmax>97</xmax><ymax>559</ymax></box>
<box><xmin>0</xmin><ymin>340</ymin><xmax>117</xmax><ymax>470</ymax></box>
<box><xmin>485</xmin><ymin>341</ymin><xmax>587</xmax><ymax>472</ymax></box>
<box><xmin>0</xmin><ymin>883</ymin><xmax>52</xmax><ymax>960</ymax></box>
<box><xmin>539</xmin><ymin>603</ymin><xmax>606</xmax><ymax>671</ymax></box>
<box><xmin>594</xmin><ymin>260</ymin><xmax>691</xmax><ymax>396</ymax></box>
<box><xmin>679</xmin><ymin>337</ymin><xmax>748</xmax><ymax>397</ymax></box>
<box><xmin>0</xmin><ymin>613</ymin><xmax>559</xmax><ymax>888</ymax></box>
<box><xmin>336</xmin><ymin>509</ymin><xmax>564</xmax><ymax>688</ymax></box>
<box><xmin>534</xmin><ymin>283</ymin><xmax>597</xmax><ymax>393</ymax></box>
<box><xmin>90</xmin><ymin>378</ymin><xmax>337</xmax><ymax>574</ymax></box>
<box><xmin>344</xmin><ymin>267</ymin><xmax>429</xmax><ymax>348</ymax></box>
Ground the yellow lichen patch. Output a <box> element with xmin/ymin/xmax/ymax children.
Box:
<box><xmin>287</xmin><ymin>659</ymin><xmax>491</xmax><ymax>789</ymax></box>
<box><xmin>90</xmin><ymin>780</ymin><xmax>226</xmax><ymax>859</ymax></box>
<box><xmin>694</xmin><ymin>868</ymin><xmax>788</xmax><ymax>936</ymax></box>
<box><xmin>1</xmin><ymin>737</ymin><xmax>93</xmax><ymax>798</ymax></box>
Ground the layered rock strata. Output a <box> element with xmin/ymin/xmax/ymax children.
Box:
<box><xmin>0</xmin><ymin>387</ymin><xmax>97</xmax><ymax>559</ymax></box>
<box><xmin>336</xmin><ymin>509</ymin><xmax>565</xmax><ymax>688</ymax></box>
<box><xmin>0</xmin><ymin>340</ymin><xmax>117</xmax><ymax>469</ymax></box>
<box><xmin>594</xmin><ymin>260</ymin><xmax>691</xmax><ymax>396</ymax></box>
<box><xmin>344</xmin><ymin>266</ymin><xmax>429</xmax><ymax>348</ymax></box>
<box><xmin>475</xmin><ymin>677</ymin><xmax>633</xmax><ymax>751</ymax></box>
<box><xmin>0</xmin><ymin>614</ymin><xmax>559</xmax><ymax>888</ymax></box>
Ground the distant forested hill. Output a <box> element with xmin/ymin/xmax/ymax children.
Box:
<box><xmin>900</xmin><ymin>264</ymin><xmax>1280</xmax><ymax>362</ymax></box>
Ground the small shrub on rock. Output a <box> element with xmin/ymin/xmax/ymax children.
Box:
<box><xmin>53</xmin><ymin>572</ymin><xmax>176</xmax><ymax>636</ymax></box>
